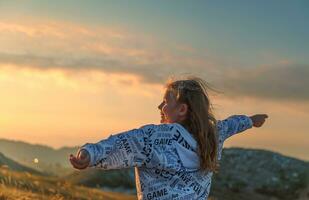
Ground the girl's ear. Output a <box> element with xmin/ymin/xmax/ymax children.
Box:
<box><xmin>178</xmin><ymin>103</ymin><xmax>188</xmax><ymax>117</ymax></box>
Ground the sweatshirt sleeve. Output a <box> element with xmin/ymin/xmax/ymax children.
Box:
<box><xmin>217</xmin><ymin>115</ymin><xmax>253</xmax><ymax>143</ymax></box>
<box><xmin>80</xmin><ymin>124</ymin><xmax>174</xmax><ymax>170</ymax></box>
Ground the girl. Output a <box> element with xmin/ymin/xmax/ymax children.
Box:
<box><xmin>69</xmin><ymin>76</ymin><xmax>268</xmax><ymax>200</ymax></box>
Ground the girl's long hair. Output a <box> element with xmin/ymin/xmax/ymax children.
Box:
<box><xmin>165</xmin><ymin>75</ymin><xmax>219</xmax><ymax>172</ymax></box>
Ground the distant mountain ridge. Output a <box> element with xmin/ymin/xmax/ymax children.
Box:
<box><xmin>0</xmin><ymin>138</ymin><xmax>77</xmax><ymax>168</ymax></box>
<box><xmin>0</xmin><ymin>152</ymin><xmax>44</xmax><ymax>175</ymax></box>
<box><xmin>0</xmin><ymin>138</ymin><xmax>78</xmax><ymax>176</ymax></box>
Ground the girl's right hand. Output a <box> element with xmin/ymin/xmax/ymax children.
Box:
<box><xmin>250</xmin><ymin>114</ymin><xmax>268</xmax><ymax>128</ymax></box>
<box><xmin>69</xmin><ymin>149</ymin><xmax>90</xmax><ymax>170</ymax></box>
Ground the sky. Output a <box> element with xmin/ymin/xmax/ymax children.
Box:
<box><xmin>0</xmin><ymin>0</ymin><xmax>308</xmax><ymax>160</ymax></box>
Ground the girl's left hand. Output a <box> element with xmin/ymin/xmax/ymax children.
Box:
<box><xmin>250</xmin><ymin>114</ymin><xmax>268</xmax><ymax>128</ymax></box>
<box><xmin>69</xmin><ymin>149</ymin><xmax>90</xmax><ymax>170</ymax></box>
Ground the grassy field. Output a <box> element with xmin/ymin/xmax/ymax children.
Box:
<box><xmin>0</xmin><ymin>167</ymin><xmax>136</xmax><ymax>200</ymax></box>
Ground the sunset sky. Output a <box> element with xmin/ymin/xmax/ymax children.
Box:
<box><xmin>0</xmin><ymin>0</ymin><xmax>308</xmax><ymax>160</ymax></box>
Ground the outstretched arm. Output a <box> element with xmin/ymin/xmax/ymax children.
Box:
<box><xmin>69</xmin><ymin>124</ymin><xmax>176</xmax><ymax>170</ymax></box>
<box><xmin>217</xmin><ymin>114</ymin><xmax>268</xmax><ymax>143</ymax></box>
<box><xmin>69</xmin><ymin>124</ymin><xmax>156</xmax><ymax>170</ymax></box>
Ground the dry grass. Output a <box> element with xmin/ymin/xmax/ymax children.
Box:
<box><xmin>0</xmin><ymin>168</ymin><xmax>136</xmax><ymax>200</ymax></box>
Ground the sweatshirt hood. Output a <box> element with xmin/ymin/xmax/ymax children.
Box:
<box><xmin>173</xmin><ymin>123</ymin><xmax>200</xmax><ymax>170</ymax></box>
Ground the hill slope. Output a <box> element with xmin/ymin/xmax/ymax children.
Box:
<box><xmin>0</xmin><ymin>167</ymin><xmax>136</xmax><ymax>200</ymax></box>
<box><xmin>0</xmin><ymin>152</ymin><xmax>44</xmax><ymax>176</ymax></box>
<box><xmin>0</xmin><ymin>139</ymin><xmax>77</xmax><ymax>175</ymax></box>
<box><xmin>210</xmin><ymin>147</ymin><xmax>309</xmax><ymax>200</ymax></box>
<box><xmin>0</xmin><ymin>139</ymin><xmax>77</xmax><ymax>167</ymax></box>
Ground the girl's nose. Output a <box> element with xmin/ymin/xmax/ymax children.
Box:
<box><xmin>158</xmin><ymin>102</ymin><xmax>163</xmax><ymax>110</ymax></box>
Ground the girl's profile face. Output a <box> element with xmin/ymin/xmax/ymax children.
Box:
<box><xmin>158</xmin><ymin>90</ymin><xmax>183</xmax><ymax>124</ymax></box>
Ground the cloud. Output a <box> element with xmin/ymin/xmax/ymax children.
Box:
<box><xmin>0</xmin><ymin>19</ymin><xmax>308</xmax><ymax>102</ymax></box>
<box><xmin>219</xmin><ymin>63</ymin><xmax>309</xmax><ymax>101</ymax></box>
<box><xmin>0</xmin><ymin>19</ymin><xmax>220</xmax><ymax>82</ymax></box>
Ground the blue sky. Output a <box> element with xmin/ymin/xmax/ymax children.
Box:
<box><xmin>1</xmin><ymin>0</ymin><xmax>308</xmax><ymax>66</ymax></box>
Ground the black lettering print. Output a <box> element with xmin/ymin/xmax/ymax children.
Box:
<box><xmin>172</xmin><ymin>130</ymin><xmax>194</xmax><ymax>151</ymax></box>
<box><xmin>146</xmin><ymin>188</ymin><xmax>168</xmax><ymax>200</ymax></box>
<box><xmin>116</xmin><ymin>134</ymin><xmax>132</xmax><ymax>154</ymax></box>
<box><xmin>154</xmin><ymin>138</ymin><xmax>172</xmax><ymax>145</ymax></box>
<box><xmin>81</xmin><ymin>116</ymin><xmax>253</xmax><ymax>200</ymax></box>
<box><xmin>189</xmin><ymin>182</ymin><xmax>202</xmax><ymax>195</ymax></box>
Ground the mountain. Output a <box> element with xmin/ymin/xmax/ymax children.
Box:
<box><xmin>0</xmin><ymin>138</ymin><xmax>78</xmax><ymax>175</ymax></box>
<box><xmin>0</xmin><ymin>138</ymin><xmax>77</xmax><ymax>166</ymax></box>
<box><xmin>0</xmin><ymin>152</ymin><xmax>44</xmax><ymax>176</ymax></box>
<box><xmin>210</xmin><ymin>148</ymin><xmax>309</xmax><ymax>200</ymax></box>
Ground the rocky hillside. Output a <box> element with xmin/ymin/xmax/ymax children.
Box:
<box><xmin>210</xmin><ymin>147</ymin><xmax>308</xmax><ymax>200</ymax></box>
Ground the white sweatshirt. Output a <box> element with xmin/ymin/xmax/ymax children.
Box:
<box><xmin>81</xmin><ymin>115</ymin><xmax>253</xmax><ymax>200</ymax></box>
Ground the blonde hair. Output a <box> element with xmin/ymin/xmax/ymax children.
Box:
<box><xmin>165</xmin><ymin>75</ymin><xmax>219</xmax><ymax>172</ymax></box>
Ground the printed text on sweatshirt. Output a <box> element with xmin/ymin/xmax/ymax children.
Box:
<box><xmin>81</xmin><ymin>115</ymin><xmax>253</xmax><ymax>200</ymax></box>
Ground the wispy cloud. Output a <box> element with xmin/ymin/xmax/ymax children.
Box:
<box><xmin>0</xmin><ymin>19</ymin><xmax>308</xmax><ymax>103</ymax></box>
<box><xmin>219</xmin><ymin>63</ymin><xmax>309</xmax><ymax>101</ymax></box>
<box><xmin>0</xmin><ymin>19</ymin><xmax>219</xmax><ymax>82</ymax></box>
